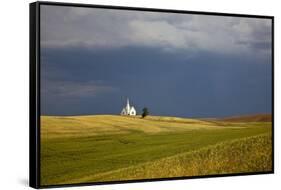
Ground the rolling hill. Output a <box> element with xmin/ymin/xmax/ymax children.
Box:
<box><xmin>40</xmin><ymin>115</ymin><xmax>272</xmax><ymax>186</ymax></box>
<box><xmin>219</xmin><ymin>113</ymin><xmax>272</xmax><ymax>122</ymax></box>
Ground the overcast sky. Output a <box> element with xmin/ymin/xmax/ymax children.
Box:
<box><xmin>40</xmin><ymin>5</ymin><xmax>272</xmax><ymax>117</ymax></box>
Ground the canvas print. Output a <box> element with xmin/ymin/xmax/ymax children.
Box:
<box><xmin>39</xmin><ymin>4</ymin><xmax>273</xmax><ymax>186</ymax></box>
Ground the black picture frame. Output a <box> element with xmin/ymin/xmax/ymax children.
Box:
<box><xmin>30</xmin><ymin>1</ymin><xmax>274</xmax><ymax>189</ymax></box>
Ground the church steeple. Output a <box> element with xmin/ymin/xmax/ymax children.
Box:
<box><xmin>126</xmin><ymin>98</ymin><xmax>130</xmax><ymax>107</ymax></box>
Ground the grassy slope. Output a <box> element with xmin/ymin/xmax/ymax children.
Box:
<box><xmin>85</xmin><ymin>134</ymin><xmax>272</xmax><ymax>182</ymax></box>
<box><xmin>219</xmin><ymin>113</ymin><xmax>272</xmax><ymax>122</ymax></box>
<box><xmin>40</xmin><ymin>115</ymin><xmax>272</xmax><ymax>185</ymax></box>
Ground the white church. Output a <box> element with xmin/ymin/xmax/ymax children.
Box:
<box><xmin>120</xmin><ymin>98</ymin><xmax>136</xmax><ymax>116</ymax></box>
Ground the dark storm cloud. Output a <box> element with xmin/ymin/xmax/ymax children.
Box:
<box><xmin>42</xmin><ymin>80</ymin><xmax>118</xmax><ymax>98</ymax></box>
<box><xmin>41</xmin><ymin>46</ymin><xmax>272</xmax><ymax>117</ymax></box>
<box><xmin>41</xmin><ymin>5</ymin><xmax>272</xmax><ymax>54</ymax></box>
<box><xmin>238</xmin><ymin>40</ymin><xmax>271</xmax><ymax>50</ymax></box>
<box><xmin>40</xmin><ymin>5</ymin><xmax>272</xmax><ymax>117</ymax></box>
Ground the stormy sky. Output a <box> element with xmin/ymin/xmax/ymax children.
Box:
<box><xmin>40</xmin><ymin>5</ymin><xmax>272</xmax><ymax>117</ymax></box>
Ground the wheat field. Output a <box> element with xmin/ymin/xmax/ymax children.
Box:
<box><xmin>40</xmin><ymin>115</ymin><xmax>272</xmax><ymax>186</ymax></box>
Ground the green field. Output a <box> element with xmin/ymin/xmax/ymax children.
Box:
<box><xmin>40</xmin><ymin>114</ymin><xmax>272</xmax><ymax>185</ymax></box>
